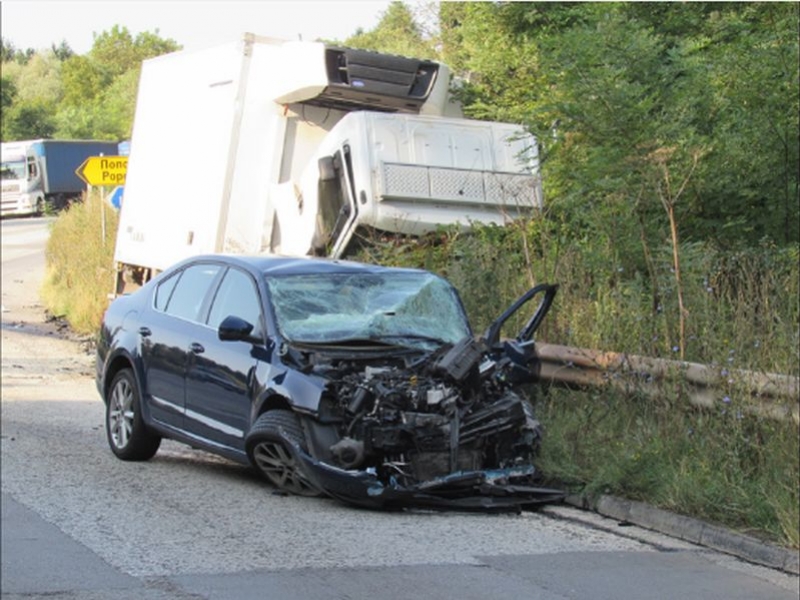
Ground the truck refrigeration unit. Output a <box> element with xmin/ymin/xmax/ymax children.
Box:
<box><xmin>1</xmin><ymin>139</ymin><xmax>119</xmax><ymax>217</ymax></box>
<box><xmin>114</xmin><ymin>34</ymin><xmax>543</xmax><ymax>294</ymax></box>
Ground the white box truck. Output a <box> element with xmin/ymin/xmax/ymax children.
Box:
<box><xmin>114</xmin><ymin>34</ymin><xmax>542</xmax><ymax>293</ymax></box>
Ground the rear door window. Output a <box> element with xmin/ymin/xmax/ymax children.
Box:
<box><xmin>154</xmin><ymin>272</ymin><xmax>180</xmax><ymax>312</ymax></box>
<box><xmin>163</xmin><ymin>264</ymin><xmax>222</xmax><ymax>323</ymax></box>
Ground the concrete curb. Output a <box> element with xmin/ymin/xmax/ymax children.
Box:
<box><xmin>563</xmin><ymin>494</ymin><xmax>799</xmax><ymax>575</ymax></box>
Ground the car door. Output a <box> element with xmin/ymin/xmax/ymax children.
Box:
<box><xmin>139</xmin><ymin>263</ymin><xmax>222</xmax><ymax>430</ymax></box>
<box><xmin>183</xmin><ymin>266</ymin><xmax>265</xmax><ymax>451</ymax></box>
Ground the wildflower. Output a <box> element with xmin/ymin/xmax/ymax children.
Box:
<box><xmin>721</xmin><ymin>368</ymin><xmax>729</xmax><ymax>377</ymax></box>
<box><xmin>722</xmin><ymin>396</ymin><xmax>731</xmax><ymax>404</ymax></box>
<box><xmin>672</xmin><ymin>346</ymin><xmax>679</xmax><ymax>353</ymax></box>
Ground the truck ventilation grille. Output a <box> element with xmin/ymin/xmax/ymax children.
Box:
<box><xmin>381</xmin><ymin>163</ymin><xmax>540</xmax><ymax>208</ymax></box>
<box><xmin>307</xmin><ymin>47</ymin><xmax>440</xmax><ymax>114</ymax></box>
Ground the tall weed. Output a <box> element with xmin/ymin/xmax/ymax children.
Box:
<box><xmin>41</xmin><ymin>190</ymin><xmax>118</xmax><ymax>334</ymax></box>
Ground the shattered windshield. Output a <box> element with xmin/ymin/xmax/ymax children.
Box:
<box><xmin>266</xmin><ymin>271</ymin><xmax>471</xmax><ymax>347</ymax></box>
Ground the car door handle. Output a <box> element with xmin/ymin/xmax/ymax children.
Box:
<box><xmin>139</xmin><ymin>327</ymin><xmax>151</xmax><ymax>337</ymax></box>
<box><xmin>189</xmin><ymin>342</ymin><xmax>205</xmax><ymax>354</ymax></box>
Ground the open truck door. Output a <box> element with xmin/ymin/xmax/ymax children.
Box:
<box><xmin>313</xmin><ymin>145</ymin><xmax>359</xmax><ymax>257</ymax></box>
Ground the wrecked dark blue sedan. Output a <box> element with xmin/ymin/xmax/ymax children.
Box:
<box><xmin>96</xmin><ymin>255</ymin><xmax>562</xmax><ymax>511</ymax></box>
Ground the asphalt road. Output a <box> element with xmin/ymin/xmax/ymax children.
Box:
<box><xmin>1</xmin><ymin>216</ymin><xmax>797</xmax><ymax>600</ymax></box>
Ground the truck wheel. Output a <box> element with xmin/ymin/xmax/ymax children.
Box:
<box><xmin>105</xmin><ymin>369</ymin><xmax>161</xmax><ymax>461</ymax></box>
<box><xmin>246</xmin><ymin>410</ymin><xmax>323</xmax><ymax>497</ymax></box>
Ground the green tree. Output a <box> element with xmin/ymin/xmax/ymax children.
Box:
<box><xmin>438</xmin><ymin>2</ymin><xmax>546</xmax><ymax>123</ymax></box>
<box><xmin>90</xmin><ymin>26</ymin><xmax>179</xmax><ymax>80</ymax></box>
<box><xmin>51</xmin><ymin>40</ymin><xmax>74</xmax><ymax>61</ymax></box>
<box><xmin>0</xmin><ymin>75</ymin><xmax>16</xmax><ymax>110</ymax></box>
<box><xmin>60</xmin><ymin>54</ymin><xmax>107</xmax><ymax>106</ymax></box>
<box><xmin>2</xmin><ymin>52</ymin><xmax>63</xmax><ymax>104</ymax></box>
<box><xmin>688</xmin><ymin>4</ymin><xmax>800</xmax><ymax>245</ymax></box>
<box><xmin>3</xmin><ymin>97</ymin><xmax>57</xmax><ymax>139</ymax></box>
<box><xmin>1</xmin><ymin>37</ymin><xmax>16</xmax><ymax>62</ymax></box>
<box><xmin>344</xmin><ymin>1</ymin><xmax>434</xmax><ymax>58</ymax></box>
<box><xmin>54</xmin><ymin>26</ymin><xmax>180</xmax><ymax>140</ymax></box>
<box><xmin>1</xmin><ymin>76</ymin><xmax>18</xmax><ymax>140</ymax></box>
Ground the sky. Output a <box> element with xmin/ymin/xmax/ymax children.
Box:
<box><xmin>1</xmin><ymin>0</ymin><xmax>395</xmax><ymax>55</ymax></box>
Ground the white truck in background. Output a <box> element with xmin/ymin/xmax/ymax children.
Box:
<box><xmin>114</xmin><ymin>34</ymin><xmax>543</xmax><ymax>294</ymax></box>
<box><xmin>1</xmin><ymin>139</ymin><xmax>119</xmax><ymax>217</ymax></box>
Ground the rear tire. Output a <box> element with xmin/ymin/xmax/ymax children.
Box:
<box><xmin>105</xmin><ymin>369</ymin><xmax>161</xmax><ymax>461</ymax></box>
<box><xmin>246</xmin><ymin>410</ymin><xmax>323</xmax><ymax>497</ymax></box>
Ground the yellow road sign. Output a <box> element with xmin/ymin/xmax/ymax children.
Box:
<box><xmin>75</xmin><ymin>156</ymin><xmax>128</xmax><ymax>186</ymax></box>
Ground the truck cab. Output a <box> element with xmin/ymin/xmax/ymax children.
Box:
<box><xmin>1</xmin><ymin>142</ymin><xmax>45</xmax><ymax>217</ymax></box>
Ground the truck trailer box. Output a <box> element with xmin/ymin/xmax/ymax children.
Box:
<box><xmin>34</xmin><ymin>140</ymin><xmax>119</xmax><ymax>194</ymax></box>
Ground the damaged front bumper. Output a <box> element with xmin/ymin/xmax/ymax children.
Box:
<box><xmin>284</xmin><ymin>435</ymin><xmax>565</xmax><ymax>511</ymax></box>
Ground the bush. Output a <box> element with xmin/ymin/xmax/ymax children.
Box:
<box><xmin>41</xmin><ymin>190</ymin><xmax>118</xmax><ymax>335</ymax></box>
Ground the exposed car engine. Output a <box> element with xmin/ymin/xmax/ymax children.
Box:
<box><xmin>322</xmin><ymin>337</ymin><xmax>542</xmax><ymax>486</ymax></box>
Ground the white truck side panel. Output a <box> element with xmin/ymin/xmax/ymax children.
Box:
<box><xmin>115</xmin><ymin>41</ymin><xmax>249</xmax><ymax>271</ymax></box>
<box><xmin>221</xmin><ymin>41</ymin><xmax>283</xmax><ymax>255</ymax></box>
<box><xmin>348</xmin><ymin>112</ymin><xmax>541</xmax><ymax>238</ymax></box>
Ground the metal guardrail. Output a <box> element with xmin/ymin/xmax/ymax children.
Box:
<box><xmin>536</xmin><ymin>344</ymin><xmax>799</xmax><ymax>423</ymax></box>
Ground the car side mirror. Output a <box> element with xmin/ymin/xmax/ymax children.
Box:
<box><xmin>218</xmin><ymin>315</ymin><xmax>255</xmax><ymax>342</ymax></box>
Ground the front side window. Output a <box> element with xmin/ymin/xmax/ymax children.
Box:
<box><xmin>26</xmin><ymin>158</ymin><xmax>38</xmax><ymax>179</ymax></box>
<box><xmin>163</xmin><ymin>264</ymin><xmax>221</xmax><ymax>323</ymax></box>
<box><xmin>266</xmin><ymin>271</ymin><xmax>471</xmax><ymax>348</ymax></box>
<box><xmin>207</xmin><ymin>267</ymin><xmax>264</xmax><ymax>338</ymax></box>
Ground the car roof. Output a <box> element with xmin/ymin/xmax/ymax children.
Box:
<box><xmin>185</xmin><ymin>254</ymin><xmax>428</xmax><ymax>278</ymax></box>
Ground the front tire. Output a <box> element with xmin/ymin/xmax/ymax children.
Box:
<box><xmin>105</xmin><ymin>369</ymin><xmax>161</xmax><ymax>461</ymax></box>
<box><xmin>246</xmin><ymin>410</ymin><xmax>323</xmax><ymax>497</ymax></box>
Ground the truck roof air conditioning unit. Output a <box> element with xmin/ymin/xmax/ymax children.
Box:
<box><xmin>303</xmin><ymin>47</ymin><xmax>440</xmax><ymax>114</ymax></box>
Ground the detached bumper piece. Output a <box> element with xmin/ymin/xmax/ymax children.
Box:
<box><xmin>285</xmin><ymin>438</ymin><xmax>565</xmax><ymax>512</ymax></box>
